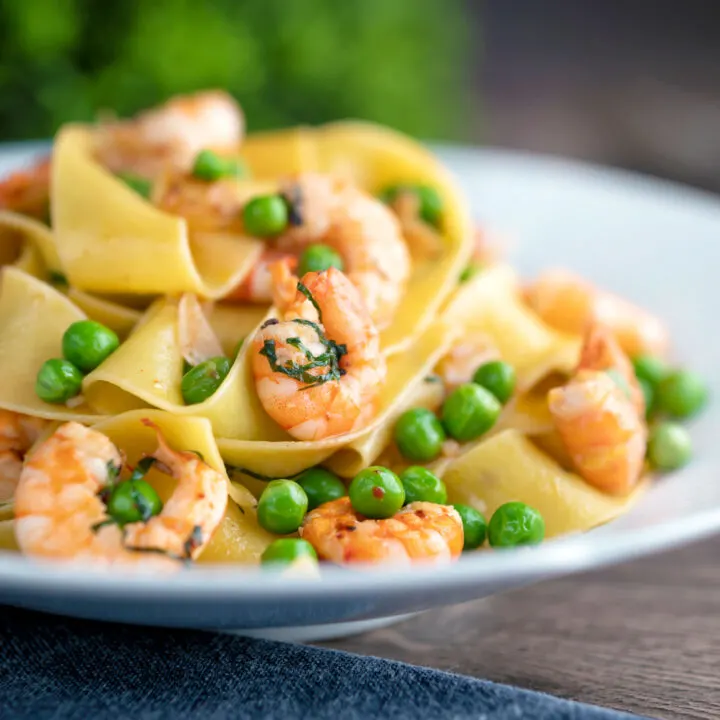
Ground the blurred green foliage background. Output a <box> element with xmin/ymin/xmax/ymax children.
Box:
<box><xmin>0</xmin><ymin>0</ymin><xmax>470</xmax><ymax>141</ymax></box>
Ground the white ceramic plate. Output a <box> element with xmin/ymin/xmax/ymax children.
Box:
<box><xmin>1</xmin><ymin>142</ymin><xmax>719</xmax><ymax>640</ymax></box>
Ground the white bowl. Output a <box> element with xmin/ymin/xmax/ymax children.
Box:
<box><xmin>2</xmin><ymin>142</ymin><xmax>719</xmax><ymax>640</ymax></box>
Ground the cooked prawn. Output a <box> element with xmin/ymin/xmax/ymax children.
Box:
<box><xmin>94</xmin><ymin>90</ymin><xmax>244</xmax><ymax>179</ymax></box>
<box><xmin>0</xmin><ymin>410</ymin><xmax>49</xmax><ymax>503</ymax></box>
<box><xmin>225</xmin><ymin>249</ymin><xmax>296</xmax><ymax>303</ymax></box>
<box><xmin>251</xmin><ymin>262</ymin><xmax>386</xmax><ymax>441</ymax></box>
<box><xmin>13</xmin><ymin>420</ymin><xmax>226</xmax><ymax>566</ymax></box>
<box><xmin>300</xmin><ymin>496</ymin><xmax>463</xmax><ymax>566</ymax></box>
<box><xmin>153</xmin><ymin>174</ymin><xmax>247</xmax><ymax>232</ymax></box>
<box><xmin>435</xmin><ymin>331</ymin><xmax>500</xmax><ymax>391</ymax></box>
<box><xmin>525</xmin><ymin>269</ymin><xmax>668</xmax><ymax>357</ymax></box>
<box><xmin>0</xmin><ymin>157</ymin><xmax>50</xmax><ymax>219</ymax></box>
<box><xmin>274</xmin><ymin>173</ymin><xmax>411</xmax><ymax>329</ymax></box>
<box><xmin>0</xmin><ymin>452</ymin><xmax>23</xmax><ymax>504</ymax></box>
<box><xmin>548</xmin><ymin>325</ymin><xmax>647</xmax><ymax>496</ymax></box>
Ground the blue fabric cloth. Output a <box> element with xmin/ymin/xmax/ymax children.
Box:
<box><xmin>0</xmin><ymin>606</ymin><xmax>649</xmax><ymax>720</ymax></box>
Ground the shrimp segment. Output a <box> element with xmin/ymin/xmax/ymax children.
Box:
<box><xmin>0</xmin><ymin>451</ymin><xmax>23</xmax><ymax>504</ymax></box>
<box><xmin>95</xmin><ymin>90</ymin><xmax>244</xmax><ymax>179</ymax></box>
<box><xmin>251</xmin><ymin>263</ymin><xmax>386</xmax><ymax>441</ymax></box>
<box><xmin>0</xmin><ymin>410</ymin><xmax>49</xmax><ymax>503</ymax></box>
<box><xmin>225</xmin><ymin>250</ymin><xmax>297</xmax><ymax>303</ymax></box>
<box><xmin>14</xmin><ymin>421</ymin><xmax>226</xmax><ymax>566</ymax></box>
<box><xmin>123</xmin><ymin>420</ymin><xmax>227</xmax><ymax>559</ymax></box>
<box><xmin>525</xmin><ymin>269</ymin><xmax>668</xmax><ymax>357</ymax></box>
<box><xmin>435</xmin><ymin>332</ymin><xmax>500</xmax><ymax>391</ymax></box>
<box><xmin>300</xmin><ymin>497</ymin><xmax>463</xmax><ymax>566</ymax></box>
<box><xmin>548</xmin><ymin>326</ymin><xmax>647</xmax><ymax>496</ymax></box>
<box><xmin>0</xmin><ymin>158</ymin><xmax>50</xmax><ymax>218</ymax></box>
<box><xmin>276</xmin><ymin>173</ymin><xmax>411</xmax><ymax>329</ymax></box>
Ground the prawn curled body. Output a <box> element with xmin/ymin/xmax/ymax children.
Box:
<box><xmin>13</xmin><ymin>421</ymin><xmax>227</xmax><ymax>567</ymax></box>
<box><xmin>300</xmin><ymin>497</ymin><xmax>464</xmax><ymax>566</ymax></box>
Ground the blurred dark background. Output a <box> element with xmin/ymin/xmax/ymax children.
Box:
<box><xmin>0</xmin><ymin>0</ymin><xmax>718</xmax><ymax>191</ymax></box>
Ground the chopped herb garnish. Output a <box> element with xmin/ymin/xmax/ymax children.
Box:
<box><xmin>190</xmin><ymin>450</ymin><xmax>205</xmax><ymax>462</ymax></box>
<box><xmin>459</xmin><ymin>264</ymin><xmax>481</xmax><ymax>283</ymax></box>
<box><xmin>424</xmin><ymin>374</ymin><xmax>443</xmax><ymax>383</ymax></box>
<box><xmin>91</xmin><ymin>518</ymin><xmax>115</xmax><ymax>533</ymax></box>
<box><xmin>283</xmin><ymin>184</ymin><xmax>303</xmax><ymax>226</ymax></box>
<box><xmin>129</xmin><ymin>456</ymin><xmax>156</xmax><ymax>484</ymax></box>
<box><xmin>48</xmin><ymin>270</ymin><xmax>68</xmax><ymax>288</ymax></box>
<box><xmin>259</xmin><ymin>317</ymin><xmax>346</xmax><ymax>389</ymax></box>
<box><xmin>183</xmin><ymin>525</ymin><xmax>204</xmax><ymax>558</ymax></box>
<box><xmin>226</xmin><ymin>465</ymin><xmax>301</xmax><ymax>482</ymax></box>
<box><xmin>297</xmin><ymin>281</ymin><xmax>322</xmax><ymax>320</ymax></box>
<box><xmin>107</xmin><ymin>460</ymin><xmax>122</xmax><ymax>484</ymax></box>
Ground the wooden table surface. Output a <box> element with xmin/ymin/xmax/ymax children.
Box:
<box><xmin>323</xmin><ymin>536</ymin><xmax>720</xmax><ymax>720</ymax></box>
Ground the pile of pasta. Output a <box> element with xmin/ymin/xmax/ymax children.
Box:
<box><xmin>0</xmin><ymin>119</ymin><xmax>647</xmax><ymax>566</ymax></box>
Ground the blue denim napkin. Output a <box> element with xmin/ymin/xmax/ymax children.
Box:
<box><xmin>0</xmin><ymin>606</ymin><xmax>649</xmax><ymax>720</ymax></box>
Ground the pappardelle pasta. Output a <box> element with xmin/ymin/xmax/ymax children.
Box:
<box><xmin>0</xmin><ymin>91</ymin><xmax>708</xmax><ymax>573</ymax></box>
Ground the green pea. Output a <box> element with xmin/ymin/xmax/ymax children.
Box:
<box><xmin>442</xmin><ymin>383</ymin><xmax>501</xmax><ymax>442</ymax></box>
<box><xmin>459</xmin><ymin>264</ymin><xmax>481</xmax><ymax>283</ymax></box>
<box><xmin>379</xmin><ymin>184</ymin><xmax>443</xmax><ymax>227</ymax></box>
<box><xmin>261</xmin><ymin>538</ymin><xmax>318</xmax><ymax>566</ymax></box>
<box><xmin>394</xmin><ymin>408</ymin><xmax>446</xmax><ymax>462</ymax></box>
<box><xmin>192</xmin><ymin>149</ymin><xmax>249</xmax><ymax>181</ymax></box>
<box><xmin>472</xmin><ymin>360</ymin><xmax>516</xmax><ymax>404</ymax></box>
<box><xmin>638</xmin><ymin>377</ymin><xmax>655</xmax><ymax>418</ymax></box>
<box><xmin>349</xmin><ymin>466</ymin><xmax>405</xmax><ymax>519</ymax></box>
<box><xmin>488</xmin><ymin>502</ymin><xmax>545</xmax><ymax>548</ymax></box>
<box><xmin>656</xmin><ymin>370</ymin><xmax>709</xmax><ymax>419</ymax></box>
<box><xmin>452</xmin><ymin>503</ymin><xmax>487</xmax><ymax>550</ymax></box>
<box><xmin>297</xmin><ymin>244</ymin><xmax>344</xmax><ymax>276</ymax></box>
<box><xmin>242</xmin><ymin>194</ymin><xmax>288</xmax><ymax>237</ymax></box>
<box><xmin>106</xmin><ymin>479</ymin><xmax>163</xmax><ymax>525</ymax></box>
<box><xmin>294</xmin><ymin>467</ymin><xmax>347</xmax><ymax>511</ymax></box>
<box><xmin>35</xmin><ymin>358</ymin><xmax>83</xmax><ymax>404</ymax></box>
<box><xmin>62</xmin><ymin>320</ymin><xmax>120</xmax><ymax>373</ymax></box>
<box><xmin>257</xmin><ymin>480</ymin><xmax>308</xmax><ymax>534</ymax></box>
<box><xmin>632</xmin><ymin>355</ymin><xmax>670</xmax><ymax>388</ymax></box>
<box><xmin>181</xmin><ymin>356</ymin><xmax>230</xmax><ymax>405</ymax></box>
<box><xmin>400</xmin><ymin>466</ymin><xmax>447</xmax><ymax>505</ymax></box>
<box><xmin>48</xmin><ymin>270</ymin><xmax>68</xmax><ymax>289</ymax></box>
<box><xmin>192</xmin><ymin>149</ymin><xmax>227</xmax><ymax>181</ymax></box>
<box><xmin>115</xmin><ymin>172</ymin><xmax>152</xmax><ymax>199</ymax></box>
<box><xmin>648</xmin><ymin>422</ymin><xmax>692</xmax><ymax>471</ymax></box>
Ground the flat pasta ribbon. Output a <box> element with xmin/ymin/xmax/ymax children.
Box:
<box><xmin>442</xmin><ymin>429</ymin><xmax>648</xmax><ymax>538</ymax></box>
<box><xmin>0</xmin><ymin>268</ymin><xmax>103</xmax><ymax>422</ymax></box>
<box><xmin>82</xmin><ymin>297</ymin><xmax>284</xmax><ymax>440</ymax></box>
<box><xmin>52</xmin><ymin>125</ymin><xmax>265</xmax><ymax>298</ymax></box>
<box><xmin>442</xmin><ymin>263</ymin><xmax>581</xmax><ymax>391</ymax></box>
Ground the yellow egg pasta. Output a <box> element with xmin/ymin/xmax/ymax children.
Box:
<box><xmin>443</xmin><ymin>429</ymin><xmax>647</xmax><ymax>538</ymax></box>
<box><xmin>0</xmin><ymin>210</ymin><xmax>62</xmax><ymax>272</ymax></box>
<box><xmin>443</xmin><ymin>264</ymin><xmax>581</xmax><ymax>390</ymax></box>
<box><xmin>0</xmin><ymin>268</ymin><xmax>102</xmax><ymax>421</ymax></box>
<box><xmin>82</xmin><ymin>297</ymin><xmax>284</xmax><ymax>440</ymax></box>
<box><xmin>52</xmin><ymin>126</ymin><xmax>264</xmax><ymax>298</ymax></box>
